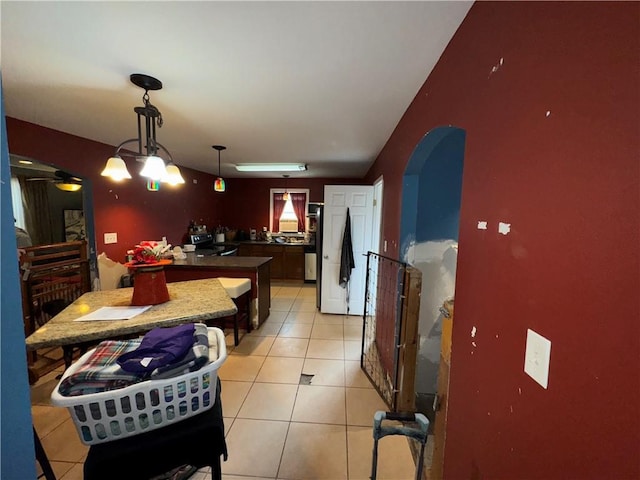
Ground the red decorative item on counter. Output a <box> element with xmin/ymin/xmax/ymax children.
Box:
<box><xmin>124</xmin><ymin>260</ymin><xmax>172</xmax><ymax>306</ymax></box>
<box><xmin>127</xmin><ymin>241</ymin><xmax>168</xmax><ymax>265</ymax></box>
<box><xmin>125</xmin><ymin>240</ymin><xmax>173</xmax><ymax>306</ymax></box>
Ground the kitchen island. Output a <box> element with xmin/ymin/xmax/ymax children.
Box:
<box><xmin>192</xmin><ymin>239</ymin><xmax>314</xmax><ymax>281</ymax></box>
<box><xmin>25</xmin><ymin>278</ymin><xmax>237</xmax><ymax>351</ymax></box>
<box><xmin>165</xmin><ymin>254</ymin><xmax>272</xmax><ymax>327</ymax></box>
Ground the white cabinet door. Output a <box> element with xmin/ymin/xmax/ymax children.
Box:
<box><xmin>321</xmin><ymin>185</ymin><xmax>373</xmax><ymax>315</ymax></box>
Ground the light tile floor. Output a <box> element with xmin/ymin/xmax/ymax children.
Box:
<box><xmin>31</xmin><ymin>282</ymin><xmax>417</xmax><ymax>479</ymax></box>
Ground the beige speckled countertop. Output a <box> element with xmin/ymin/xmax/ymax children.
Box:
<box><xmin>25</xmin><ymin>278</ymin><xmax>237</xmax><ymax>350</ymax></box>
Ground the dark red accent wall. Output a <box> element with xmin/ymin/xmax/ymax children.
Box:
<box><xmin>7</xmin><ymin>118</ymin><xmax>225</xmax><ymax>260</ymax></box>
<box><xmin>7</xmin><ymin>118</ymin><xmax>360</xmax><ymax>260</ymax></box>
<box><xmin>366</xmin><ymin>2</ymin><xmax>639</xmax><ymax>478</ymax></box>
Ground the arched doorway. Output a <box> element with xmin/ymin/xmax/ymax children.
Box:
<box><xmin>399</xmin><ymin>126</ymin><xmax>465</xmax><ymax>414</ymax></box>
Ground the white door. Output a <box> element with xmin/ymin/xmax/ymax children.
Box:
<box><xmin>321</xmin><ymin>185</ymin><xmax>374</xmax><ymax>315</ymax></box>
<box><xmin>372</xmin><ymin>177</ymin><xmax>383</xmax><ymax>254</ymax></box>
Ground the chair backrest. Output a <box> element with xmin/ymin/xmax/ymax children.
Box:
<box><xmin>20</xmin><ymin>240</ymin><xmax>91</xmax><ymax>336</ymax></box>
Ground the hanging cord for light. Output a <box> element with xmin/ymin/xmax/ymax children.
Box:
<box><xmin>213</xmin><ymin>145</ymin><xmax>226</xmax><ymax>192</ymax></box>
<box><xmin>282</xmin><ymin>174</ymin><xmax>290</xmax><ymax>200</ymax></box>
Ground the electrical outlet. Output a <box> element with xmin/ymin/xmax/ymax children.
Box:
<box><xmin>104</xmin><ymin>232</ymin><xmax>118</xmax><ymax>244</ymax></box>
<box><xmin>524</xmin><ymin>328</ymin><xmax>551</xmax><ymax>389</ymax></box>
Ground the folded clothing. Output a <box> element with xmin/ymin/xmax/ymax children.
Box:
<box><xmin>117</xmin><ymin>323</ymin><xmax>196</xmax><ymax>374</ymax></box>
<box><xmin>58</xmin><ymin>339</ymin><xmax>144</xmax><ymax>397</ymax></box>
<box><xmin>149</xmin><ymin>324</ymin><xmax>211</xmax><ymax>380</ymax></box>
<box><xmin>57</xmin><ymin>324</ymin><xmax>216</xmax><ymax>397</ymax></box>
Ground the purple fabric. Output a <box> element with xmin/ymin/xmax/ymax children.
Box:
<box><xmin>117</xmin><ymin>323</ymin><xmax>195</xmax><ymax>373</ymax></box>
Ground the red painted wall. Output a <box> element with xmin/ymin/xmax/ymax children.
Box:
<box><xmin>7</xmin><ymin>118</ymin><xmax>360</xmax><ymax>259</ymax></box>
<box><xmin>366</xmin><ymin>2</ymin><xmax>639</xmax><ymax>478</ymax></box>
<box><xmin>218</xmin><ymin>177</ymin><xmax>363</xmax><ymax>233</ymax></box>
<box><xmin>7</xmin><ymin>118</ymin><xmax>224</xmax><ymax>260</ymax></box>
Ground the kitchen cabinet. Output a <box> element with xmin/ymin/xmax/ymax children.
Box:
<box><xmin>284</xmin><ymin>246</ymin><xmax>304</xmax><ymax>280</ymax></box>
<box><xmin>238</xmin><ymin>243</ymin><xmax>305</xmax><ymax>281</ymax></box>
<box><xmin>263</xmin><ymin>245</ymin><xmax>285</xmax><ymax>279</ymax></box>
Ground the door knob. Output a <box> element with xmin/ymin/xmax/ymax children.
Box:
<box><xmin>324</xmin><ymin>255</ymin><xmax>329</xmax><ymax>259</ymax></box>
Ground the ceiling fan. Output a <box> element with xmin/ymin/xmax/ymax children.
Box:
<box><xmin>26</xmin><ymin>170</ymin><xmax>83</xmax><ymax>192</ymax></box>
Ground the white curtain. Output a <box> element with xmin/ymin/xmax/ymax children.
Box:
<box><xmin>10</xmin><ymin>176</ymin><xmax>26</xmax><ymax>229</ymax></box>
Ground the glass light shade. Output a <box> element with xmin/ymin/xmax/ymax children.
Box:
<box><xmin>214</xmin><ymin>177</ymin><xmax>226</xmax><ymax>192</ymax></box>
<box><xmin>55</xmin><ymin>183</ymin><xmax>82</xmax><ymax>192</ymax></box>
<box><xmin>101</xmin><ymin>156</ymin><xmax>132</xmax><ymax>181</ymax></box>
<box><xmin>147</xmin><ymin>180</ymin><xmax>160</xmax><ymax>191</ymax></box>
<box><xmin>140</xmin><ymin>155</ymin><xmax>167</xmax><ymax>180</ymax></box>
<box><xmin>162</xmin><ymin>164</ymin><xmax>185</xmax><ymax>185</ymax></box>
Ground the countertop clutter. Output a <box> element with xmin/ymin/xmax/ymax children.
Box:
<box><xmin>225</xmin><ymin>240</ymin><xmax>315</xmax><ymax>247</ymax></box>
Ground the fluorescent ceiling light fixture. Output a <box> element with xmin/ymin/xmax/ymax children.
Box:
<box><xmin>235</xmin><ymin>163</ymin><xmax>307</xmax><ymax>172</ymax></box>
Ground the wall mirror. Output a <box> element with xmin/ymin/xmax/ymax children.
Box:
<box><xmin>10</xmin><ymin>154</ymin><xmax>86</xmax><ymax>246</ymax></box>
<box><xmin>9</xmin><ymin>154</ymin><xmax>98</xmax><ymax>284</ymax></box>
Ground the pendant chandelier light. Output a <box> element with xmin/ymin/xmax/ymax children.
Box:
<box><xmin>101</xmin><ymin>73</ymin><xmax>184</xmax><ymax>186</ymax></box>
<box><xmin>213</xmin><ymin>145</ymin><xmax>226</xmax><ymax>192</ymax></box>
<box><xmin>282</xmin><ymin>174</ymin><xmax>290</xmax><ymax>201</ymax></box>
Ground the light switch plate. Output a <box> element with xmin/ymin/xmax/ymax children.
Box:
<box><xmin>104</xmin><ymin>232</ymin><xmax>118</xmax><ymax>244</ymax></box>
<box><xmin>524</xmin><ymin>328</ymin><xmax>551</xmax><ymax>389</ymax></box>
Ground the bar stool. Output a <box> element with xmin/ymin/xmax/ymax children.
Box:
<box><xmin>217</xmin><ymin>277</ymin><xmax>252</xmax><ymax>345</ymax></box>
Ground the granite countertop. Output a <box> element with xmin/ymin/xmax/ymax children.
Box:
<box><xmin>199</xmin><ymin>240</ymin><xmax>314</xmax><ymax>247</ymax></box>
<box><xmin>169</xmin><ymin>254</ymin><xmax>273</xmax><ymax>269</ymax></box>
<box><xmin>25</xmin><ymin>278</ymin><xmax>237</xmax><ymax>350</ymax></box>
<box><xmin>238</xmin><ymin>240</ymin><xmax>314</xmax><ymax>246</ymax></box>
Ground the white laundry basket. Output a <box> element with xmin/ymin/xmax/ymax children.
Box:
<box><xmin>50</xmin><ymin>326</ymin><xmax>227</xmax><ymax>445</ymax></box>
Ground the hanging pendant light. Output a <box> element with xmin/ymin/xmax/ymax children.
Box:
<box><xmin>102</xmin><ymin>73</ymin><xmax>184</xmax><ymax>186</ymax></box>
<box><xmin>213</xmin><ymin>145</ymin><xmax>226</xmax><ymax>192</ymax></box>
<box><xmin>282</xmin><ymin>174</ymin><xmax>290</xmax><ymax>201</ymax></box>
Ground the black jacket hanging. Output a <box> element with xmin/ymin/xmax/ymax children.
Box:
<box><xmin>339</xmin><ymin>208</ymin><xmax>355</xmax><ymax>288</ymax></box>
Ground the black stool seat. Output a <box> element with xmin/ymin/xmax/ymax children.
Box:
<box><xmin>84</xmin><ymin>379</ymin><xmax>226</xmax><ymax>480</ymax></box>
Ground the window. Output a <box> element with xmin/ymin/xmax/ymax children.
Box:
<box><xmin>10</xmin><ymin>176</ymin><xmax>26</xmax><ymax>229</ymax></box>
<box><xmin>279</xmin><ymin>196</ymin><xmax>298</xmax><ymax>232</ymax></box>
<box><xmin>269</xmin><ymin>188</ymin><xmax>309</xmax><ymax>233</ymax></box>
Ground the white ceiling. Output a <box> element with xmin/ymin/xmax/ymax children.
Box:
<box><xmin>1</xmin><ymin>1</ymin><xmax>472</xmax><ymax>179</ymax></box>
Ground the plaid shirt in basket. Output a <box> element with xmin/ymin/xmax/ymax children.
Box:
<box><xmin>58</xmin><ymin>339</ymin><xmax>144</xmax><ymax>397</ymax></box>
